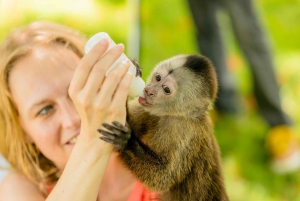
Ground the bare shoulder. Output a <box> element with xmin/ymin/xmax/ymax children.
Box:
<box><xmin>0</xmin><ymin>171</ymin><xmax>45</xmax><ymax>201</ymax></box>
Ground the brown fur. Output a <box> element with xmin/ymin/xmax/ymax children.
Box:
<box><xmin>101</xmin><ymin>54</ymin><xmax>229</xmax><ymax>201</ymax></box>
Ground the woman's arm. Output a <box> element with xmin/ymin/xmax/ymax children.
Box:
<box><xmin>47</xmin><ymin>39</ymin><xmax>133</xmax><ymax>201</ymax></box>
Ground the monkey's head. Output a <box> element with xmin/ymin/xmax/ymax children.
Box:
<box><xmin>138</xmin><ymin>54</ymin><xmax>218</xmax><ymax>119</ymax></box>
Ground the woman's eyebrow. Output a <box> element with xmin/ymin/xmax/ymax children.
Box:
<box><xmin>28</xmin><ymin>100</ymin><xmax>48</xmax><ymax>112</ymax></box>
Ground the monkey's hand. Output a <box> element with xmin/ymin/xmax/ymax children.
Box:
<box><xmin>98</xmin><ymin>121</ymin><xmax>131</xmax><ymax>152</ymax></box>
<box><xmin>130</xmin><ymin>60</ymin><xmax>142</xmax><ymax>77</ymax></box>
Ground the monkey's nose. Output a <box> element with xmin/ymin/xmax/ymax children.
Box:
<box><xmin>144</xmin><ymin>87</ymin><xmax>155</xmax><ymax>97</ymax></box>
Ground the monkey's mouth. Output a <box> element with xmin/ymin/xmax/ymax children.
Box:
<box><xmin>138</xmin><ymin>96</ymin><xmax>150</xmax><ymax>105</ymax></box>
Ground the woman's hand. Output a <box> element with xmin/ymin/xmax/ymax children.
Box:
<box><xmin>47</xmin><ymin>39</ymin><xmax>133</xmax><ymax>201</ymax></box>
<box><xmin>68</xmin><ymin>39</ymin><xmax>133</xmax><ymax>142</ymax></box>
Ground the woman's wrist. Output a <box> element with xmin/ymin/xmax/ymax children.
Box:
<box><xmin>47</xmin><ymin>130</ymin><xmax>113</xmax><ymax>201</ymax></box>
<box><xmin>75</xmin><ymin>130</ymin><xmax>113</xmax><ymax>158</ymax></box>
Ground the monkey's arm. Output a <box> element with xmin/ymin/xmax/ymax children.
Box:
<box><xmin>98</xmin><ymin>121</ymin><xmax>188</xmax><ymax>192</ymax></box>
<box><xmin>98</xmin><ymin>122</ymin><xmax>164</xmax><ymax>165</ymax></box>
<box><xmin>98</xmin><ymin>121</ymin><xmax>131</xmax><ymax>152</ymax></box>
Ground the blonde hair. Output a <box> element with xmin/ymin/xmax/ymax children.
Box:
<box><xmin>0</xmin><ymin>21</ymin><xmax>86</xmax><ymax>192</ymax></box>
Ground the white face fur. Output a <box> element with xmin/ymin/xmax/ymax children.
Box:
<box><xmin>139</xmin><ymin>55</ymin><xmax>188</xmax><ymax>106</ymax></box>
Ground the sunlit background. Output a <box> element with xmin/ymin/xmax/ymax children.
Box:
<box><xmin>1</xmin><ymin>0</ymin><xmax>300</xmax><ymax>200</ymax></box>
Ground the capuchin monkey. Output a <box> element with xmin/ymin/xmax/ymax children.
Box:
<box><xmin>98</xmin><ymin>54</ymin><xmax>229</xmax><ymax>201</ymax></box>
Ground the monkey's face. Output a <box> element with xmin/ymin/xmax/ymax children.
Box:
<box><xmin>138</xmin><ymin>54</ymin><xmax>218</xmax><ymax>119</ymax></box>
<box><xmin>138</xmin><ymin>67</ymin><xmax>178</xmax><ymax>107</ymax></box>
<box><xmin>138</xmin><ymin>55</ymin><xmax>189</xmax><ymax>116</ymax></box>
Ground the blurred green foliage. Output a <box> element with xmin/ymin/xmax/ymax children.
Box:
<box><xmin>1</xmin><ymin>0</ymin><xmax>300</xmax><ymax>200</ymax></box>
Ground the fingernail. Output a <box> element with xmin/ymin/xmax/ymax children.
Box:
<box><xmin>115</xmin><ymin>43</ymin><xmax>124</xmax><ymax>51</ymax></box>
<box><xmin>97</xmin><ymin>129</ymin><xmax>102</xmax><ymax>133</ymax></box>
<box><xmin>100</xmin><ymin>38</ymin><xmax>108</xmax><ymax>45</ymax></box>
<box><xmin>121</xmin><ymin>59</ymin><xmax>130</xmax><ymax>65</ymax></box>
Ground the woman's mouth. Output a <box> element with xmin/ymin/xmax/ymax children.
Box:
<box><xmin>67</xmin><ymin>136</ymin><xmax>78</xmax><ymax>144</ymax></box>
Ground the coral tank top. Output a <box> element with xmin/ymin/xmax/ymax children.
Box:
<box><xmin>46</xmin><ymin>181</ymin><xmax>159</xmax><ymax>201</ymax></box>
<box><xmin>127</xmin><ymin>181</ymin><xmax>159</xmax><ymax>201</ymax></box>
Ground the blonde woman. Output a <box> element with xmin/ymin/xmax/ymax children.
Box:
<box><xmin>0</xmin><ymin>21</ymin><xmax>157</xmax><ymax>200</ymax></box>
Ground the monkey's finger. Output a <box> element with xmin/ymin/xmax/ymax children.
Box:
<box><xmin>102</xmin><ymin>123</ymin><xmax>117</xmax><ymax>132</ymax></box>
<box><xmin>98</xmin><ymin>129</ymin><xmax>118</xmax><ymax>139</ymax></box>
<box><xmin>98</xmin><ymin>128</ymin><xmax>129</xmax><ymax>140</ymax></box>
<box><xmin>99</xmin><ymin>136</ymin><xmax>114</xmax><ymax>144</ymax></box>
<box><xmin>113</xmin><ymin>122</ymin><xmax>131</xmax><ymax>140</ymax></box>
<box><xmin>102</xmin><ymin>123</ymin><xmax>130</xmax><ymax>139</ymax></box>
<box><xmin>99</xmin><ymin>137</ymin><xmax>127</xmax><ymax>147</ymax></box>
<box><xmin>112</xmin><ymin>121</ymin><xmax>130</xmax><ymax>133</ymax></box>
<box><xmin>69</xmin><ymin>39</ymin><xmax>109</xmax><ymax>94</ymax></box>
<box><xmin>102</xmin><ymin>122</ymin><xmax>127</xmax><ymax>133</ymax></box>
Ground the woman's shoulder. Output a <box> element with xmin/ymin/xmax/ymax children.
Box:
<box><xmin>0</xmin><ymin>171</ymin><xmax>44</xmax><ymax>201</ymax></box>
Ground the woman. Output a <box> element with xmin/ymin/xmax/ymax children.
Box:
<box><xmin>0</xmin><ymin>21</ymin><xmax>157</xmax><ymax>200</ymax></box>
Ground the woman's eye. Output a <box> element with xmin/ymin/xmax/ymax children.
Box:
<box><xmin>162</xmin><ymin>85</ymin><xmax>171</xmax><ymax>94</ymax></box>
<box><xmin>156</xmin><ymin>74</ymin><xmax>161</xmax><ymax>82</ymax></box>
<box><xmin>38</xmin><ymin>105</ymin><xmax>53</xmax><ymax>116</ymax></box>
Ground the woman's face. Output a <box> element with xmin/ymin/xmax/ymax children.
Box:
<box><xmin>9</xmin><ymin>45</ymin><xmax>81</xmax><ymax>170</ymax></box>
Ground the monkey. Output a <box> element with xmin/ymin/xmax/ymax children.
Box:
<box><xmin>98</xmin><ymin>54</ymin><xmax>229</xmax><ymax>201</ymax></box>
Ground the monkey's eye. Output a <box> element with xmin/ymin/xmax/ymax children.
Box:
<box><xmin>156</xmin><ymin>74</ymin><xmax>161</xmax><ymax>82</ymax></box>
<box><xmin>162</xmin><ymin>85</ymin><xmax>171</xmax><ymax>94</ymax></box>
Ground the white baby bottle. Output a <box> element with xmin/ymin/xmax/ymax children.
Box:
<box><xmin>84</xmin><ymin>32</ymin><xmax>145</xmax><ymax>98</ymax></box>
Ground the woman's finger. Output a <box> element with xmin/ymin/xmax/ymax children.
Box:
<box><xmin>111</xmin><ymin>71</ymin><xmax>133</xmax><ymax>108</ymax></box>
<box><xmin>98</xmin><ymin>71</ymin><xmax>132</xmax><ymax>125</ymax></box>
<box><xmin>96</xmin><ymin>58</ymin><xmax>131</xmax><ymax>103</ymax></box>
<box><xmin>69</xmin><ymin>39</ymin><xmax>108</xmax><ymax>95</ymax></box>
<box><xmin>83</xmin><ymin>44</ymin><xmax>125</xmax><ymax>95</ymax></box>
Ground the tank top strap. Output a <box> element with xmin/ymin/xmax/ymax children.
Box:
<box><xmin>127</xmin><ymin>181</ymin><xmax>160</xmax><ymax>201</ymax></box>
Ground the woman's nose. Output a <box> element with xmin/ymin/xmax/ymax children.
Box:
<box><xmin>61</xmin><ymin>100</ymin><xmax>80</xmax><ymax>129</ymax></box>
